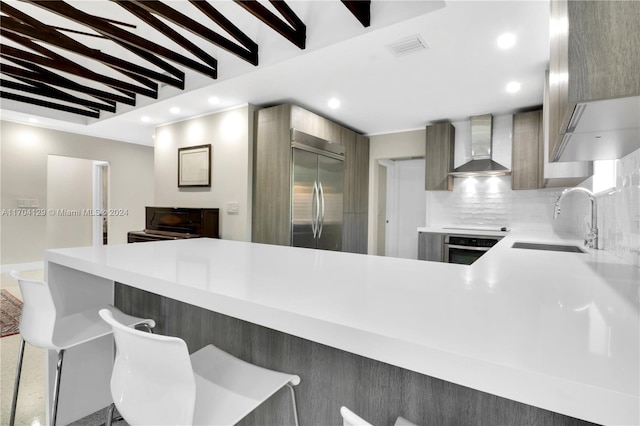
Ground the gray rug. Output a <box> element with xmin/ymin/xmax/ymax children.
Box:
<box><xmin>1</xmin><ymin>289</ymin><xmax>22</xmax><ymax>338</ymax></box>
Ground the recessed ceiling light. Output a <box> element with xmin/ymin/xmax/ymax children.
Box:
<box><xmin>328</xmin><ymin>98</ymin><xmax>340</xmax><ymax>109</ymax></box>
<box><xmin>170</xmin><ymin>107</ymin><xmax>180</xmax><ymax>114</ymax></box>
<box><xmin>497</xmin><ymin>33</ymin><xmax>516</xmax><ymax>50</ymax></box>
<box><xmin>208</xmin><ymin>96</ymin><xmax>220</xmax><ymax>104</ymax></box>
<box><xmin>28</xmin><ymin>117</ymin><xmax>38</xmax><ymax>123</ymax></box>
<box><xmin>506</xmin><ymin>81</ymin><xmax>521</xmax><ymax>93</ymax></box>
<box><xmin>141</xmin><ymin>116</ymin><xmax>150</xmax><ymax>123</ymax></box>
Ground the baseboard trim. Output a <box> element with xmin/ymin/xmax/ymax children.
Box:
<box><xmin>1</xmin><ymin>261</ymin><xmax>45</xmax><ymax>274</ymax></box>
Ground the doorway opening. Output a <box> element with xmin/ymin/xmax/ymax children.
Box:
<box><xmin>47</xmin><ymin>156</ymin><xmax>110</xmax><ymax>249</ymax></box>
<box><xmin>93</xmin><ymin>161</ymin><xmax>109</xmax><ymax>245</ymax></box>
<box><xmin>377</xmin><ymin>158</ymin><xmax>425</xmax><ymax>259</ymax></box>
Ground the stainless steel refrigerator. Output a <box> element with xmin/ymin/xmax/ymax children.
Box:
<box><xmin>291</xmin><ymin>129</ymin><xmax>344</xmax><ymax>251</ymax></box>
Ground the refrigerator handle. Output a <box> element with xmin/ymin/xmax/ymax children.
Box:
<box><xmin>318</xmin><ymin>181</ymin><xmax>325</xmax><ymax>238</ymax></box>
<box><xmin>312</xmin><ymin>181</ymin><xmax>319</xmax><ymax>237</ymax></box>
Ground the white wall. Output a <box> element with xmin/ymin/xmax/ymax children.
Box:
<box><xmin>154</xmin><ymin>105</ymin><xmax>254</xmax><ymax>241</ymax></box>
<box><xmin>1</xmin><ymin>120</ymin><xmax>154</xmax><ymax>265</ymax></box>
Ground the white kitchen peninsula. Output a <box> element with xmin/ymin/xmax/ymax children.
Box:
<box><xmin>45</xmin><ymin>234</ymin><xmax>638</xmax><ymax>425</ymax></box>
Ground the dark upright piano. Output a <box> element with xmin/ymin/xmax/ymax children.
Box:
<box><xmin>127</xmin><ymin>206</ymin><xmax>219</xmax><ymax>243</ymax></box>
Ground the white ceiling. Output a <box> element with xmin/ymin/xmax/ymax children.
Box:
<box><xmin>0</xmin><ymin>0</ymin><xmax>550</xmax><ymax>146</ymax></box>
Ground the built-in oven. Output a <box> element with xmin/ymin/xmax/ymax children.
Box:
<box><xmin>443</xmin><ymin>234</ymin><xmax>503</xmax><ymax>265</ymax></box>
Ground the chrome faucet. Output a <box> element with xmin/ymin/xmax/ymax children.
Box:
<box><xmin>553</xmin><ymin>187</ymin><xmax>599</xmax><ymax>249</ymax></box>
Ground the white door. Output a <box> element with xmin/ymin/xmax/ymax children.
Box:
<box><xmin>384</xmin><ymin>159</ymin><xmax>426</xmax><ymax>259</ymax></box>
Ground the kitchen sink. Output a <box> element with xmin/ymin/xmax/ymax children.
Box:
<box><xmin>511</xmin><ymin>242</ymin><xmax>586</xmax><ymax>253</ymax></box>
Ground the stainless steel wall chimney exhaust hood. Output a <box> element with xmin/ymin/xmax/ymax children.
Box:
<box><xmin>448</xmin><ymin>114</ymin><xmax>511</xmax><ymax>177</ymax></box>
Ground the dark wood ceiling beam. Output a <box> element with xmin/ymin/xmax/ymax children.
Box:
<box><xmin>1</xmin><ymin>58</ymin><xmax>136</xmax><ymax>106</ymax></box>
<box><xmin>268</xmin><ymin>1</ymin><xmax>306</xmax><ymax>36</ymax></box>
<box><xmin>340</xmin><ymin>0</ymin><xmax>371</xmax><ymax>28</ymax></box>
<box><xmin>0</xmin><ymin>38</ymin><xmax>145</xmax><ymax>100</ymax></box>
<box><xmin>114</xmin><ymin>0</ymin><xmax>218</xmax><ymax>78</ymax></box>
<box><xmin>0</xmin><ymin>4</ymin><xmax>164</xmax><ymax>93</ymax></box>
<box><xmin>51</xmin><ymin>26</ymin><xmax>108</xmax><ymax>39</ymax></box>
<box><xmin>24</xmin><ymin>0</ymin><xmax>206</xmax><ymax>84</ymax></box>
<box><xmin>188</xmin><ymin>0</ymin><xmax>257</xmax><ymax>52</ymax></box>
<box><xmin>0</xmin><ymin>90</ymin><xmax>100</xmax><ymax>118</ymax></box>
<box><xmin>0</xmin><ymin>15</ymin><xmax>163</xmax><ymax>94</ymax></box>
<box><xmin>234</xmin><ymin>0</ymin><xmax>306</xmax><ymax>49</ymax></box>
<box><xmin>131</xmin><ymin>0</ymin><xmax>258</xmax><ymax>66</ymax></box>
<box><xmin>0</xmin><ymin>78</ymin><xmax>116</xmax><ymax>113</ymax></box>
<box><xmin>111</xmin><ymin>40</ymin><xmax>185</xmax><ymax>89</ymax></box>
<box><xmin>98</xmin><ymin>16</ymin><xmax>137</xmax><ymax>30</ymax></box>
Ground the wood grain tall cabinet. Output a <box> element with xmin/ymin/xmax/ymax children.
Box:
<box><xmin>253</xmin><ymin>104</ymin><xmax>369</xmax><ymax>253</ymax></box>
<box><xmin>342</xmin><ymin>132</ymin><xmax>369</xmax><ymax>254</ymax></box>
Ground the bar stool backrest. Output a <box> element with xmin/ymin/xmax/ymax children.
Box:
<box><xmin>340</xmin><ymin>406</ymin><xmax>374</xmax><ymax>426</ymax></box>
<box><xmin>9</xmin><ymin>271</ymin><xmax>56</xmax><ymax>349</ymax></box>
<box><xmin>99</xmin><ymin>309</ymin><xmax>196</xmax><ymax>426</ymax></box>
<box><xmin>340</xmin><ymin>406</ymin><xmax>420</xmax><ymax>426</ymax></box>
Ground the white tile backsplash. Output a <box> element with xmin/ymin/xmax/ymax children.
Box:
<box><xmin>426</xmin><ymin>148</ymin><xmax>640</xmax><ymax>267</ymax></box>
<box><xmin>598</xmin><ymin>149</ymin><xmax>640</xmax><ymax>266</ymax></box>
<box><xmin>427</xmin><ymin>175</ymin><xmax>578</xmax><ymax>232</ymax></box>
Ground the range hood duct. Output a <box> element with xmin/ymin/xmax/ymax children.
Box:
<box><xmin>448</xmin><ymin>114</ymin><xmax>511</xmax><ymax>177</ymax></box>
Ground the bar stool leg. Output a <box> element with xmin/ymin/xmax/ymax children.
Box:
<box><xmin>106</xmin><ymin>402</ymin><xmax>116</xmax><ymax>426</ymax></box>
<box><xmin>286</xmin><ymin>383</ymin><xmax>300</xmax><ymax>426</ymax></box>
<box><xmin>9</xmin><ymin>338</ymin><xmax>26</xmax><ymax>426</ymax></box>
<box><xmin>51</xmin><ymin>349</ymin><xmax>65</xmax><ymax>426</ymax></box>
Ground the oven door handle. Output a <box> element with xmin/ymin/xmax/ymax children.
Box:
<box><xmin>444</xmin><ymin>244</ymin><xmax>490</xmax><ymax>252</ymax></box>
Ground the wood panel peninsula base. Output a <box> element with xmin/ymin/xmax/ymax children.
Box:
<box><xmin>115</xmin><ymin>284</ymin><xmax>596</xmax><ymax>426</ymax></box>
<box><xmin>44</xmin><ymin>237</ymin><xmax>639</xmax><ymax>425</ymax></box>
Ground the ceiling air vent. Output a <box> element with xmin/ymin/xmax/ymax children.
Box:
<box><xmin>387</xmin><ymin>35</ymin><xmax>428</xmax><ymax>56</ymax></box>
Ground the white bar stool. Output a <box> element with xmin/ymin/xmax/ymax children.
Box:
<box><xmin>99</xmin><ymin>308</ymin><xmax>302</xmax><ymax>426</ymax></box>
<box><xmin>8</xmin><ymin>270</ymin><xmax>156</xmax><ymax>426</ymax></box>
<box><xmin>340</xmin><ymin>406</ymin><xmax>419</xmax><ymax>426</ymax></box>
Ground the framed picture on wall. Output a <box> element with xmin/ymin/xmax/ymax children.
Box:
<box><xmin>178</xmin><ymin>144</ymin><xmax>211</xmax><ymax>187</ymax></box>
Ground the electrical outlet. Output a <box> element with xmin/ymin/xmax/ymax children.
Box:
<box><xmin>17</xmin><ymin>199</ymin><xmax>39</xmax><ymax>208</ymax></box>
<box><xmin>226</xmin><ymin>202</ymin><xmax>239</xmax><ymax>215</ymax></box>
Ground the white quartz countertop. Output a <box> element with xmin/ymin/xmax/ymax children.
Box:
<box><xmin>45</xmin><ymin>231</ymin><xmax>639</xmax><ymax>425</ymax></box>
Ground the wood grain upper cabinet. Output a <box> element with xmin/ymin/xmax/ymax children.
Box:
<box><xmin>548</xmin><ymin>0</ymin><xmax>640</xmax><ymax>162</ymax></box>
<box><xmin>291</xmin><ymin>105</ymin><xmax>342</xmax><ymax>145</ymax></box>
<box><xmin>425</xmin><ymin>122</ymin><xmax>454</xmax><ymax>191</ymax></box>
<box><xmin>512</xmin><ymin>110</ymin><xmax>544</xmax><ymax>190</ymax></box>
